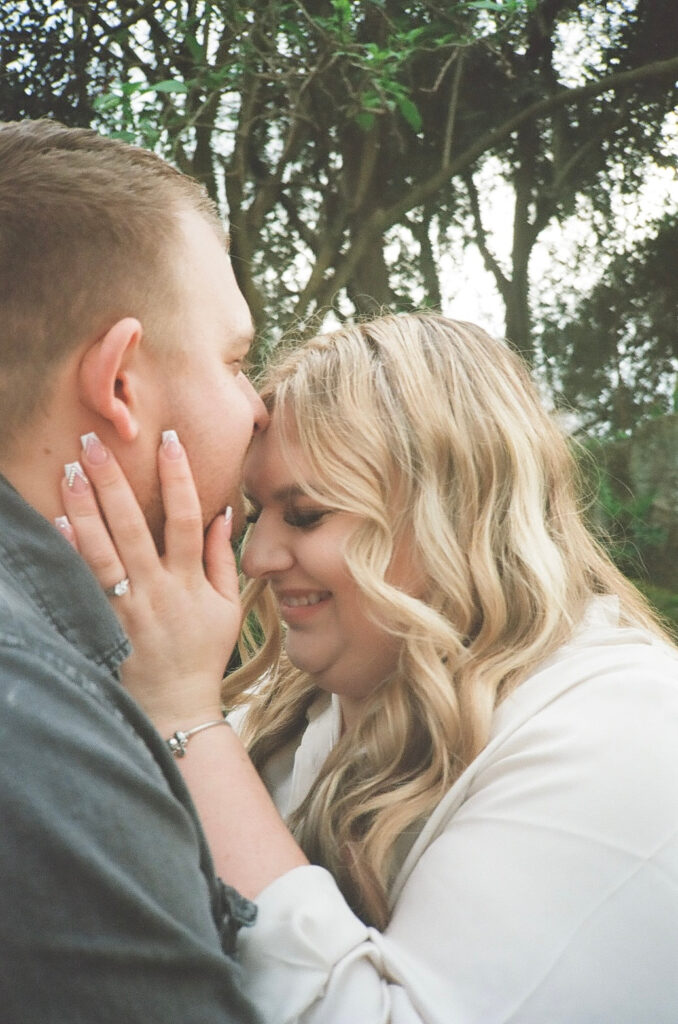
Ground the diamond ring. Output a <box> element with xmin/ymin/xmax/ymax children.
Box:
<box><xmin>105</xmin><ymin>577</ymin><xmax>130</xmax><ymax>598</ymax></box>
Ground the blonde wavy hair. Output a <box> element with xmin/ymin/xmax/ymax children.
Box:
<box><xmin>224</xmin><ymin>312</ymin><xmax>669</xmax><ymax>928</ymax></box>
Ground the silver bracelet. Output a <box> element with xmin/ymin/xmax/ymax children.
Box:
<box><xmin>166</xmin><ymin>716</ymin><xmax>229</xmax><ymax>758</ymax></box>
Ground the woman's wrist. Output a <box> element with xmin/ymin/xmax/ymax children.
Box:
<box><xmin>165</xmin><ymin>715</ymin><xmax>230</xmax><ymax>758</ymax></box>
<box><xmin>149</xmin><ymin>700</ymin><xmax>227</xmax><ymax>741</ymax></box>
<box><xmin>129</xmin><ymin>671</ymin><xmax>226</xmax><ymax>739</ymax></box>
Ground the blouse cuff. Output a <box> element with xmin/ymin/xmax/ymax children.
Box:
<box><xmin>238</xmin><ymin>865</ymin><xmax>369</xmax><ymax>1021</ymax></box>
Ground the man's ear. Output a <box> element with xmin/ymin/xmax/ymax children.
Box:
<box><xmin>78</xmin><ymin>317</ymin><xmax>143</xmax><ymax>442</ymax></box>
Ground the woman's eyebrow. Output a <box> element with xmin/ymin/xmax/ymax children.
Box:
<box><xmin>243</xmin><ymin>485</ymin><xmax>317</xmax><ymax>505</ymax></box>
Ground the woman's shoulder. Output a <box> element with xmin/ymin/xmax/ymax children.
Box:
<box><xmin>391</xmin><ymin>598</ymin><xmax>678</xmax><ymax>904</ymax></box>
<box><xmin>496</xmin><ymin>596</ymin><xmax>677</xmax><ymax>732</ymax></box>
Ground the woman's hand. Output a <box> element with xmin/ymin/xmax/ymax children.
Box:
<box><xmin>60</xmin><ymin>431</ymin><xmax>309</xmax><ymax>898</ymax></box>
<box><xmin>60</xmin><ymin>430</ymin><xmax>240</xmax><ymax>735</ymax></box>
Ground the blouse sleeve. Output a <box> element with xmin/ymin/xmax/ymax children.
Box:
<box><xmin>237</xmin><ymin>650</ymin><xmax>678</xmax><ymax>1024</ymax></box>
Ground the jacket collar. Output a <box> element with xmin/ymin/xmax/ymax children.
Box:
<box><xmin>0</xmin><ymin>473</ymin><xmax>130</xmax><ymax>675</ymax></box>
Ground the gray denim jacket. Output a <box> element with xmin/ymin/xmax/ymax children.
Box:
<box><xmin>0</xmin><ymin>474</ymin><xmax>258</xmax><ymax>1024</ymax></box>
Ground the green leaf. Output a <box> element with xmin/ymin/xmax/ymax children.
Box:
<box><xmin>331</xmin><ymin>0</ymin><xmax>351</xmax><ymax>20</ymax></box>
<box><xmin>360</xmin><ymin>91</ymin><xmax>382</xmax><ymax>110</ymax></box>
<box><xmin>467</xmin><ymin>1</ymin><xmax>514</xmax><ymax>10</ymax></box>
<box><xmin>121</xmin><ymin>81</ymin><xmax>145</xmax><ymax>96</ymax></box>
<box><xmin>92</xmin><ymin>92</ymin><xmax>123</xmax><ymax>113</ymax></box>
<box><xmin>109</xmin><ymin>129</ymin><xmax>137</xmax><ymax>143</ymax></box>
<box><xmin>355</xmin><ymin>111</ymin><xmax>376</xmax><ymax>131</ymax></box>
<box><xmin>184</xmin><ymin>33</ymin><xmax>204</xmax><ymax>61</ymax></box>
<box><xmin>396</xmin><ymin>95</ymin><xmax>422</xmax><ymax>132</ymax></box>
<box><xmin>399</xmin><ymin>27</ymin><xmax>427</xmax><ymax>44</ymax></box>
<box><xmin>147</xmin><ymin>80</ymin><xmax>189</xmax><ymax>94</ymax></box>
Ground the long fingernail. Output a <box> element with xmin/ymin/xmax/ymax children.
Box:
<box><xmin>225</xmin><ymin>505</ymin><xmax>233</xmax><ymax>539</ymax></box>
<box><xmin>80</xmin><ymin>431</ymin><xmax>108</xmax><ymax>465</ymax></box>
<box><xmin>64</xmin><ymin>461</ymin><xmax>89</xmax><ymax>493</ymax></box>
<box><xmin>54</xmin><ymin>515</ymin><xmax>76</xmax><ymax>546</ymax></box>
<box><xmin>162</xmin><ymin>429</ymin><xmax>182</xmax><ymax>459</ymax></box>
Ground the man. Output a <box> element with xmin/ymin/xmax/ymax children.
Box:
<box><xmin>0</xmin><ymin>119</ymin><xmax>267</xmax><ymax>1022</ymax></box>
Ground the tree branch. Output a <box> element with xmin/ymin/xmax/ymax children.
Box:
<box><xmin>464</xmin><ymin>171</ymin><xmax>510</xmax><ymax>298</ymax></box>
<box><xmin>388</xmin><ymin>54</ymin><xmax>678</xmax><ymax>229</ymax></box>
<box><xmin>323</xmin><ymin>54</ymin><xmax>678</xmax><ymax>298</ymax></box>
<box><xmin>442</xmin><ymin>48</ymin><xmax>465</xmax><ymax>168</ymax></box>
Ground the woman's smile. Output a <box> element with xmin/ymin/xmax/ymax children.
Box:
<box><xmin>275</xmin><ymin>588</ymin><xmax>332</xmax><ymax>622</ymax></box>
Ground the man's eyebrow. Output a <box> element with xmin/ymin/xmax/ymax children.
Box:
<box><xmin>233</xmin><ymin>330</ymin><xmax>254</xmax><ymax>349</ymax></box>
<box><xmin>228</xmin><ymin>316</ymin><xmax>256</xmax><ymax>351</ymax></box>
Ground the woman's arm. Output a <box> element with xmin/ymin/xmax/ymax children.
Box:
<box><xmin>59</xmin><ymin>434</ymin><xmax>433</xmax><ymax>1021</ymax></box>
<box><xmin>61</xmin><ymin>432</ymin><xmax>307</xmax><ymax>898</ymax></box>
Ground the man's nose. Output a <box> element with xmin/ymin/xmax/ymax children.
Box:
<box><xmin>241</xmin><ymin>519</ymin><xmax>294</xmax><ymax>579</ymax></box>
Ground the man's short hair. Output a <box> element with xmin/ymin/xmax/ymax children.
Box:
<box><xmin>0</xmin><ymin>119</ymin><xmax>221</xmax><ymax>450</ymax></box>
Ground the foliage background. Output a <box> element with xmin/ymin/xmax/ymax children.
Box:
<box><xmin>1</xmin><ymin>0</ymin><xmax>676</xmax><ymax>617</ymax></box>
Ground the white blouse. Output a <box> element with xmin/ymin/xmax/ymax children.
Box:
<box><xmin>235</xmin><ymin>600</ymin><xmax>678</xmax><ymax>1023</ymax></box>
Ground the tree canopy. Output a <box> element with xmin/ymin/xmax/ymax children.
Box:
<box><xmin>1</xmin><ymin>0</ymin><xmax>677</xmax><ymax>430</ymax></box>
<box><xmin>540</xmin><ymin>210</ymin><xmax>678</xmax><ymax>432</ymax></box>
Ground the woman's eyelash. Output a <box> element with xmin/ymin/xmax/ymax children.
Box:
<box><xmin>244</xmin><ymin>505</ymin><xmax>330</xmax><ymax>528</ymax></box>
<box><xmin>285</xmin><ymin>509</ymin><xmax>327</xmax><ymax>528</ymax></box>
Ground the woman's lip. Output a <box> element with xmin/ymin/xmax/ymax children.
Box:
<box><xmin>277</xmin><ymin>590</ymin><xmax>331</xmax><ymax>606</ymax></box>
<box><xmin>276</xmin><ymin>591</ymin><xmax>332</xmax><ymax>623</ymax></box>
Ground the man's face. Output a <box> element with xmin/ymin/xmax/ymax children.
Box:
<box><xmin>140</xmin><ymin>211</ymin><xmax>268</xmax><ymax>543</ymax></box>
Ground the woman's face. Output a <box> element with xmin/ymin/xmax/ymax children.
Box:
<box><xmin>241</xmin><ymin>414</ymin><xmax>418</xmax><ymax>725</ymax></box>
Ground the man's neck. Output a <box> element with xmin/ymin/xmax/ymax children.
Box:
<box><xmin>0</xmin><ymin>402</ymin><xmax>88</xmax><ymax>526</ymax></box>
<box><xmin>0</xmin><ymin>360</ymin><xmax>89</xmax><ymax>524</ymax></box>
<box><xmin>0</xmin><ymin>447</ymin><xmax>73</xmax><ymax>527</ymax></box>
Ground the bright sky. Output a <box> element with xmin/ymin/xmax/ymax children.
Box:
<box><xmin>437</xmin><ymin>149</ymin><xmax>678</xmax><ymax>341</ymax></box>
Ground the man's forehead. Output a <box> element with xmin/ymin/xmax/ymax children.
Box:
<box><xmin>216</xmin><ymin>229</ymin><xmax>254</xmax><ymax>345</ymax></box>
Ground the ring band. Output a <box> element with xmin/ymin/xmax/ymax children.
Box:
<box><xmin>105</xmin><ymin>577</ymin><xmax>130</xmax><ymax>598</ymax></box>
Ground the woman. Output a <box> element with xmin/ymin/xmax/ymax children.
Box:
<box><xmin>62</xmin><ymin>313</ymin><xmax>678</xmax><ymax>1023</ymax></box>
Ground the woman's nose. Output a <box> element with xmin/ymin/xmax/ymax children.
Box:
<box><xmin>241</xmin><ymin>518</ymin><xmax>294</xmax><ymax>579</ymax></box>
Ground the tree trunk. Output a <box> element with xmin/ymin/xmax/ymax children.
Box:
<box><xmin>504</xmin><ymin>263</ymin><xmax>532</xmax><ymax>363</ymax></box>
<box><xmin>346</xmin><ymin>238</ymin><xmax>395</xmax><ymax>315</ymax></box>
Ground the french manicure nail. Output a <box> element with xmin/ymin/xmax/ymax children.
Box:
<box><xmin>64</xmin><ymin>460</ymin><xmax>89</xmax><ymax>493</ymax></box>
<box><xmin>162</xmin><ymin>429</ymin><xmax>182</xmax><ymax>459</ymax></box>
<box><xmin>224</xmin><ymin>506</ymin><xmax>233</xmax><ymax>538</ymax></box>
<box><xmin>80</xmin><ymin>431</ymin><xmax>108</xmax><ymax>465</ymax></box>
<box><xmin>54</xmin><ymin>515</ymin><xmax>76</xmax><ymax>547</ymax></box>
